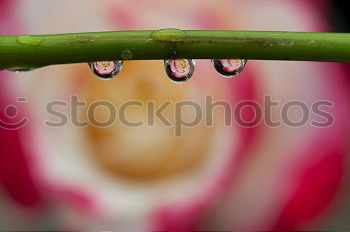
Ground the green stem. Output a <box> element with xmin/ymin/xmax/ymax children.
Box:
<box><xmin>1</xmin><ymin>29</ymin><xmax>350</xmax><ymax>70</ymax></box>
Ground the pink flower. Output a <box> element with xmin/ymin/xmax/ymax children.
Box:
<box><xmin>1</xmin><ymin>0</ymin><xmax>349</xmax><ymax>231</ymax></box>
<box><xmin>221</xmin><ymin>59</ymin><xmax>242</xmax><ymax>72</ymax></box>
<box><xmin>170</xmin><ymin>59</ymin><xmax>191</xmax><ymax>78</ymax></box>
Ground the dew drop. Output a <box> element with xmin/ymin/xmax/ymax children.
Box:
<box><xmin>164</xmin><ymin>59</ymin><xmax>195</xmax><ymax>83</ymax></box>
<box><xmin>16</xmin><ymin>35</ymin><xmax>43</xmax><ymax>46</ymax></box>
<box><xmin>89</xmin><ymin>61</ymin><xmax>123</xmax><ymax>80</ymax></box>
<box><xmin>121</xmin><ymin>50</ymin><xmax>133</xmax><ymax>60</ymax></box>
<box><xmin>151</xmin><ymin>28</ymin><xmax>187</xmax><ymax>42</ymax></box>
<box><xmin>9</xmin><ymin>67</ymin><xmax>36</xmax><ymax>72</ymax></box>
<box><xmin>212</xmin><ymin>59</ymin><xmax>247</xmax><ymax>78</ymax></box>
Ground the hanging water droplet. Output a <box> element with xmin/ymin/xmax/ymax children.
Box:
<box><xmin>88</xmin><ymin>61</ymin><xmax>123</xmax><ymax>80</ymax></box>
<box><xmin>164</xmin><ymin>59</ymin><xmax>195</xmax><ymax>83</ymax></box>
<box><xmin>212</xmin><ymin>59</ymin><xmax>247</xmax><ymax>78</ymax></box>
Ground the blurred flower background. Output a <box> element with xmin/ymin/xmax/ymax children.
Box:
<box><xmin>1</xmin><ymin>0</ymin><xmax>350</xmax><ymax>231</ymax></box>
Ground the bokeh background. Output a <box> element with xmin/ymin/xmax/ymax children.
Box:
<box><xmin>1</xmin><ymin>0</ymin><xmax>350</xmax><ymax>231</ymax></box>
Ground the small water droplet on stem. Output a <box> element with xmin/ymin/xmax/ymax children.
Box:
<box><xmin>121</xmin><ymin>50</ymin><xmax>133</xmax><ymax>60</ymax></box>
<box><xmin>151</xmin><ymin>28</ymin><xmax>187</xmax><ymax>42</ymax></box>
<box><xmin>16</xmin><ymin>35</ymin><xmax>43</xmax><ymax>46</ymax></box>
<box><xmin>9</xmin><ymin>67</ymin><xmax>36</xmax><ymax>73</ymax></box>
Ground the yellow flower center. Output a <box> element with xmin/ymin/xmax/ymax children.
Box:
<box><xmin>176</xmin><ymin>59</ymin><xmax>188</xmax><ymax>71</ymax></box>
<box><xmin>100</xmin><ymin>61</ymin><xmax>111</xmax><ymax>69</ymax></box>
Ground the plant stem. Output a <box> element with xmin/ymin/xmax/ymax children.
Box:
<box><xmin>1</xmin><ymin>29</ymin><xmax>350</xmax><ymax>70</ymax></box>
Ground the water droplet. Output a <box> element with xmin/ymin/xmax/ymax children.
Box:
<box><xmin>164</xmin><ymin>59</ymin><xmax>195</xmax><ymax>82</ymax></box>
<box><xmin>89</xmin><ymin>61</ymin><xmax>123</xmax><ymax>80</ymax></box>
<box><xmin>151</xmin><ymin>28</ymin><xmax>187</xmax><ymax>42</ymax></box>
<box><xmin>17</xmin><ymin>35</ymin><xmax>43</xmax><ymax>46</ymax></box>
<box><xmin>212</xmin><ymin>59</ymin><xmax>247</xmax><ymax>78</ymax></box>
<box><xmin>9</xmin><ymin>67</ymin><xmax>36</xmax><ymax>72</ymax></box>
<box><xmin>121</xmin><ymin>50</ymin><xmax>133</xmax><ymax>60</ymax></box>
